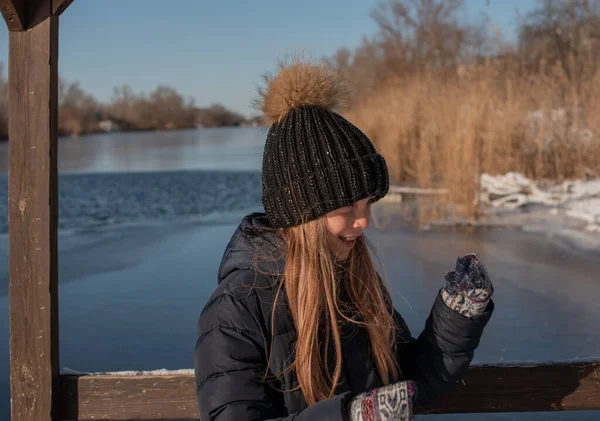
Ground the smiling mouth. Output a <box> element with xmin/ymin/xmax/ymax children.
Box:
<box><xmin>338</xmin><ymin>236</ymin><xmax>358</xmax><ymax>248</ymax></box>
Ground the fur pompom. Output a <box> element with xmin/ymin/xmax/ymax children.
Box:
<box><xmin>254</xmin><ymin>60</ymin><xmax>348</xmax><ymax>124</ymax></box>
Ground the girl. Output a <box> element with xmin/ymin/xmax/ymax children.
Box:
<box><xmin>194</xmin><ymin>62</ymin><xmax>494</xmax><ymax>421</ymax></box>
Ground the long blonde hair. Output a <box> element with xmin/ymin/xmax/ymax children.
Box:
<box><xmin>267</xmin><ymin>217</ymin><xmax>399</xmax><ymax>405</ymax></box>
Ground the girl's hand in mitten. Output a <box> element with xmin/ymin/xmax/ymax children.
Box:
<box><xmin>348</xmin><ymin>380</ymin><xmax>417</xmax><ymax>421</ymax></box>
<box><xmin>441</xmin><ymin>253</ymin><xmax>494</xmax><ymax>318</ymax></box>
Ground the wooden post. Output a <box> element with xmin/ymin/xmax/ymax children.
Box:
<box><xmin>8</xmin><ymin>10</ymin><xmax>60</xmax><ymax>421</ymax></box>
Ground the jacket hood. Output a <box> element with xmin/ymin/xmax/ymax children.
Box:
<box><xmin>217</xmin><ymin>212</ymin><xmax>285</xmax><ymax>283</ymax></box>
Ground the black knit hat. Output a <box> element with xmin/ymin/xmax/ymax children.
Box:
<box><xmin>256</xmin><ymin>62</ymin><xmax>389</xmax><ymax>228</ymax></box>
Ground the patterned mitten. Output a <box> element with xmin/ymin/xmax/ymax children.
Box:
<box><xmin>348</xmin><ymin>380</ymin><xmax>417</xmax><ymax>421</ymax></box>
<box><xmin>441</xmin><ymin>253</ymin><xmax>494</xmax><ymax>318</ymax></box>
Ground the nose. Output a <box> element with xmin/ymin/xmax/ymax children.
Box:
<box><xmin>353</xmin><ymin>207</ymin><xmax>370</xmax><ymax>230</ymax></box>
<box><xmin>354</xmin><ymin>216</ymin><xmax>369</xmax><ymax>230</ymax></box>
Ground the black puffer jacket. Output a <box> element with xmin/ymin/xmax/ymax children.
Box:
<box><xmin>194</xmin><ymin>213</ymin><xmax>493</xmax><ymax>421</ymax></box>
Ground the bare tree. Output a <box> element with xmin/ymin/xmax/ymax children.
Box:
<box><xmin>370</xmin><ymin>0</ymin><xmax>472</xmax><ymax>73</ymax></box>
<box><xmin>196</xmin><ymin>104</ymin><xmax>247</xmax><ymax>127</ymax></box>
<box><xmin>146</xmin><ymin>85</ymin><xmax>197</xmax><ymax>130</ymax></box>
<box><xmin>331</xmin><ymin>0</ymin><xmax>487</xmax><ymax>105</ymax></box>
<box><xmin>519</xmin><ymin>0</ymin><xmax>600</xmax><ymax>96</ymax></box>
<box><xmin>58</xmin><ymin>80</ymin><xmax>101</xmax><ymax>136</ymax></box>
<box><xmin>107</xmin><ymin>85</ymin><xmax>243</xmax><ymax>131</ymax></box>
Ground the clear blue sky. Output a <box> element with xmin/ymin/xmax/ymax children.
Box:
<box><xmin>0</xmin><ymin>0</ymin><xmax>537</xmax><ymax>116</ymax></box>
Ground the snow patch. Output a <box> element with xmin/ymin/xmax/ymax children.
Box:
<box><xmin>472</xmin><ymin>356</ymin><xmax>600</xmax><ymax>367</ymax></box>
<box><xmin>480</xmin><ymin>172</ymin><xmax>600</xmax><ymax>233</ymax></box>
<box><xmin>61</xmin><ymin>367</ymin><xmax>194</xmax><ymax>376</ymax></box>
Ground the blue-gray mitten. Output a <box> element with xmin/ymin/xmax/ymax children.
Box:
<box><xmin>441</xmin><ymin>253</ymin><xmax>493</xmax><ymax>318</ymax></box>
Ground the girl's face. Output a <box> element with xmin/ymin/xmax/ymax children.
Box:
<box><xmin>325</xmin><ymin>196</ymin><xmax>374</xmax><ymax>261</ymax></box>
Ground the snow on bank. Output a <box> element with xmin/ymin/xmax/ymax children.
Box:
<box><xmin>60</xmin><ymin>357</ymin><xmax>600</xmax><ymax>377</ymax></box>
<box><xmin>480</xmin><ymin>172</ymin><xmax>600</xmax><ymax>233</ymax></box>
<box><xmin>61</xmin><ymin>367</ymin><xmax>194</xmax><ymax>376</ymax></box>
<box><xmin>62</xmin><ymin>358</ymin><xmax>600</xmax><ymax>376</ymax></box>
<box><xmin>562</xmin><ymin>199</ymin><xmax>600</xmax><ymax>232</ymax></box>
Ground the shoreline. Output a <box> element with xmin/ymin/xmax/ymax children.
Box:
<box><xmin>374</xmin><ymin>203</ymin><xmax>600</xmax><ymax>256</ymax></box>
<box><xmin>0</xmin><ymin>167</ymin><xmax>597</xmax><ymax>256</ymax></box>
<box><xmin>424</xmin><ymin>213</ymin><xmax>600</xmax><ymax>256</ymax></box>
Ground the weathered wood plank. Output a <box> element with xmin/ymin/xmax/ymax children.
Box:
<box><xmin>419</xmin><ymin>362</ymin><xmax>600</xmax><ymax>414</ymax></box>
<box><xmin>58</xmin><ymin>363</ymin><xmax>600</xmax><ymax>420</ymax></box>
<box><xmin>0</xmin><ymin>0</ymin><xmax>26</xmax><ymax>31</ymax></box>
<box><xmin>9</xmin><ymin>15</ymin><xmax>60</xmax><ymax>421</ymax></box>
<box><xmin>59</xmin><ymin>374</ymin><xmax>199</xmax><ymax>420</ymax></box>
<box><xmin>52</xmin><ymin>0</ymin><xmax>74</xmax><ymax>16</ymax></box>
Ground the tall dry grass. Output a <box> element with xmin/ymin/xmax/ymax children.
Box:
<box><xmin>345</xmin><ymin>60</ymin><xmax>600</xmax><ymax>223</ymax></box>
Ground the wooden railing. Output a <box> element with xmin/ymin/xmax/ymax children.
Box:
<box><xmin>56</xmin><ymin>362</ymin><xmax>600</xmax><ymax>420</ymax></box>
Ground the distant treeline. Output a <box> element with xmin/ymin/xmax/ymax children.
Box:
<box><xmin>0</xmin><ymin>68</ymin><xmax>257</xmax><ymax>140</ymax></box>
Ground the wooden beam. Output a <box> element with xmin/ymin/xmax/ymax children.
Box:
<box><xmin>419</xmin><ymin>362</ymin><xmax>600</xmax><ymax>414</ymax></box>
<box><xmin>26</xmin><ymin>0</ymin><xmax>52</xmax><ymax>31</ymax></box>
<box><xmin>1</xmin><ymin>0</ymin><xmax>73</xmax><ymax>31</ymax></box>
<box><xmin>59</xmin><ymin>374</ymin><xmax>198</xmax><ymax>420</ymax></box>
<box><xmin>52</xmin><ymin>0</ymin><xmax>73</xmax><ymax>16</ymax></box>
<box><xmin>58</xmin><ymin>363</ymin><xmax>600</xmax><ymax>420</ymax></box>
<box><xmin>0</xmin><ymin>0</ymin><xmax>26</xmax><ymax>31</ymax></box>
<box><xmin>9</xmin><ymin>14</ymin><xmax>60</xmax><ymax>421</ymax></box>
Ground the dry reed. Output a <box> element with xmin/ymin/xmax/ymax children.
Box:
<box><xmin>345</xmin><ymin>59</ymin><xmax>600</xmax><ymax>224</ymax></box>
